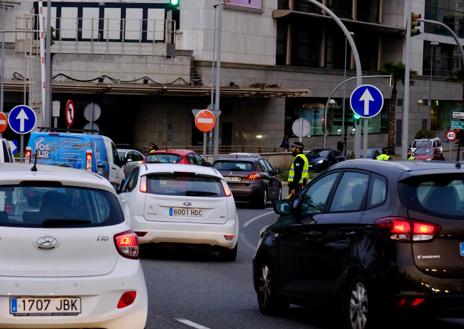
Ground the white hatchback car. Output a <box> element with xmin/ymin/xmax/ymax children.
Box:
<box><xmin>0</xmin><ymin>163</ymin><xmax>147</xmax><ymax>329</ymax></box>
<box><xmin>119</xmin><ymin>163</ymin><xmax>239</xmax><ymax>261</ymax></box>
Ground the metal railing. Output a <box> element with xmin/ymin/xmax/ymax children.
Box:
<box><xmin>15</xmin><ymin>15</ymin><xmax>176</xmax><ymax>54</ymax></box>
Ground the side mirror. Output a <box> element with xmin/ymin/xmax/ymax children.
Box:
<box><xmin>274</xmin><ymin>199</ymin><xmax>293</xmax><ymax>216</ymax></box>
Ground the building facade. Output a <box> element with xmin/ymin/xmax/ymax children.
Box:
<box><xmin>1</xmin><ymin>0</ymin><xmax>463</xmax><ymax>153</ymax></box>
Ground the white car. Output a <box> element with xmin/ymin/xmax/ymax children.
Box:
<box><xmin>119</xmin><ymin>163</ymin><xmax>239</xmax><ymax>261</ymax></box>
<box><xmin>0</xmin><ymin>164</ymin><xmax>147</xmax><ymax>329</ymax></box>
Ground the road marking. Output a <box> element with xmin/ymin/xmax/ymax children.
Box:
<box><xmin>176</xmin><ymin>318</ymin><xmax>210</xmax><ymax>329</ymax></box>
<box><xmin>240</xmin><ymin>232</ymin><xmax>258</xmax><ymax>251</ymax></box>
<box><xmin>243</xmin><ymin>211</ymin><xmax>274</xmax><ymax>228</ymax></box>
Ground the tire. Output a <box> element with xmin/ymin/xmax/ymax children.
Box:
<box><xmin>254</xmin><ymin>189</ymin><xmax>267</xmax><ymax>209</ymax></box>
<box><xmin>343</xmin><ymin>275</ymin><xmax>370</xmax><ymax>329</ymax></box>
<box><xmin>218</xmin><ymin>245</ymin><xmax>237</xmax><ymax>262</ymax></box>
<box><xmin>256</xmin><ymin>262</ymin><xmax>288</xmax><ymax>315</ymax></box>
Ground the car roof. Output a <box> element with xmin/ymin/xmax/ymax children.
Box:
<box><xmin>149</xmin><ymin>149</ymin><xmax>194</xmax><ymax>156</ymax></box>
<box><xmin>141</xmin><ymin>163</ymin><xmax>222</xmax><ymax>177</ymax></box>
<box><xmin>214</xmin><ymin>156</ymin><xmax>257</xmax><ymax>162</ymax></box>
<box><xmin>0</xmin><ymin>163</ymin><xmax>114</xmax><ymax>192</ymax></box>
<box><xmin>330</xmin><ymin>159</ymin><xmax>464</xmax><ymax>176</ymax></box>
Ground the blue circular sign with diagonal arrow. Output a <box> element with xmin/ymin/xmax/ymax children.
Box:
<box><xmin>350</xmin><ymin>84</ymin><xmax>384</xmax><ymax>119</ymax></box>
<box><xmin>8</xmin><ymin>105</ymin><xmax>37</xmax><ymax>135</ymax></box>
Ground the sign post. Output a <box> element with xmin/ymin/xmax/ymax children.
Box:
<box><xmin>193</xmin><ymin>109</ymin><xmax>219</xmax><ymax>156</ymax></box>
<box><xmin>291</xmin><ymin>118</ymin><xmax>310</xmax><ymax>142</ymax></box>
<box><xmin>8</xmin><ymin>105</ymin><xmax>37</xmax><ymax>161</ymax></box>
<box><xmin>350</xmin><ymin>84</ymin><xmax>384</xmax><ymax>157</ymax></box>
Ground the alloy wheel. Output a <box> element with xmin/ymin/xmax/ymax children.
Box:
<box><xmin>258</xmin><ymin>264</ymin><xmax>272</xmax><ymax>309</ymax></box>
<box><xmin>349</xmin><ymin>281</ymin><xmax>369</xmax><ymax>329</ymax></box>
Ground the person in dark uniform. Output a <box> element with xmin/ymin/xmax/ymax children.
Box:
<box><xmin>287</xmin><ymin>141</ymin><xmax>309</xmax><ymax>198</ymax></box>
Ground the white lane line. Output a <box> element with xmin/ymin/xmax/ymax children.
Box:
<box><xmin>240</xmin><ymin>232</ymin><xmax>258</xmax><ymax>251</ymax></box>
<box><xmin>243</xmin><ymin>211</ymin><xmax>275</xmax><ymax>228</ymax></box>
<box><xmin>176</xmin><ymin>318</ymin><xmax>210</xmax><ymax>329</ymax></box>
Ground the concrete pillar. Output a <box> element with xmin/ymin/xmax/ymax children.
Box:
<box><xmin>285</xmin><ymin>24</ymin><xmax>292</xmax><ymax>66</ymax></box>
<box><xmin>352</xmin><ymin>0</ymin><xmax>357</xmax><ymax>20</ymax></box>
<box><xmin>319</xmin><ymin>30</ymin><xmax>326</xmax><ymax>68</ymax></box>
<box><xmin>377</xmin><ymin>36</ymin><xmax>383</xmax><ymax>71</ymax></box>
<box><xmin>378</xmin><ymin>0</ymin><xmax>384</xmax><ymax>24</ymax></box>
<box><xmin>288</xmin><ymin>0</ymin><xmax>294</xmax><ymax>10</ymax></box>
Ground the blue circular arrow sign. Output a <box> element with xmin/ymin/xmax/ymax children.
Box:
<box><xmin>350</xmin><ymin>84</ymin><xmax>384</xmax><ymax>119</ymax></box>
<box><xmin>8</xmin><ymin>105</ymin><xmax>37</xmax><ymax>135</ymax></box>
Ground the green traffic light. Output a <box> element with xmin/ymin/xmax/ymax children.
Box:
<box><xmin>353</xmin><ymin>113</ymin><xmax>361</xmax><ymax>120</ymax></box>
<box><xmin>170</xmin><ymin>0</ymin><xmax>179</xmax><ymax>6</ymax></box>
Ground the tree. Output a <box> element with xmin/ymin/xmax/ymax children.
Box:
<box><xmin>383</xmin><ymin>63</ymin><xmax>405</xmax><ymax>153</ymax></box>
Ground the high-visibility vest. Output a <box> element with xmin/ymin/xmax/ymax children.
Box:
<box><xmin>408</xmin><ymin>155</ymin><xmax>416</xmax><ymax>160</ymax></box>
<box><xmin>376</xmin><ymin>154</ymin><xmax>391</xmax><ymax>161</ymax></box>
<box><xmin>288</xmin><ymin>153</ymin><xmax>309</xmax><ymax>184</ymax></box>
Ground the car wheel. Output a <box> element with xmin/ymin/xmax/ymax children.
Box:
<box><xmin>218</xmin><ymin>245</ymin><xmax>237</xmax><ymax>262</ymax></box>
<box><xmin>343</xmin><ymin>275</ymin><xmax>370</xmax><ymax>329</ymax></box>
<box><xmin>256</xmin><ymin>262</ymin><xmax>288</xmax><ymax>315</ymax></box>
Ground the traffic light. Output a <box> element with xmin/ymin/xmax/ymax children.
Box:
<box><xmin>411</xmin><ymin>12</ymin><xmax>422</xmax><ymax>36</ymax></box>
<box><xmin>169</xmin><ymin>0</ymin><xmax>180</xmax><ymax>9</ymax></box>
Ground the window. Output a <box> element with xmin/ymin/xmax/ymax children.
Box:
<box><xmin>258</xmin><ymin>160</ymin><xmax>268</xmax><ymax>173</ymax></box>
<box><xmin>213</xmin><ymin>161</ymin><xmax>256</xmax><ymax>171</ymax></box>
<box><xmin>330</xmin><ymin>172</ymin><xmax>369</xmax><ymax>212</ymax></box>
<box><xmin>300</xmin><ymin>173</ymin><xmax>338</xmax><ymax>216</ymax></box>
<box><xmin>146</xmin><ymin>153</ymin><xmax>182</xmax><ymax>164</ymax></box>
<box><xmin>146</xmin><ymin>174</ymin><xmax>224</xmax><ymax>197</ymax></box>
<box><xmin>2</xmin><ymin>141</ymin><xmax>12</xmax><ymax>163</ymax></box>
<box><xmin>187</xmin><ymin>153</ymin><xmax>203</xmax><ymax>165</ymax></box>
<box><xmin>399</xmin><ymin>174</ymin><xmax>464</xmax><ymax>218</ymax></box>
<box><xmin>368</xmin><ymin>175</ymin><xmax>387</xmax><ymax>208</ymax></box>
<box><xmin>0</xmin><ymin>186</ymin><xmax>123</xmax><ymax>228</ymax></box>
<box><xmin>122</xmin><ymin>167</ymin><xmax>140</xmax><ymax>192</ymax></box>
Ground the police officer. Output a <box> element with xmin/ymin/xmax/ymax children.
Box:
<box><xmin>376</xmin><ymin>148</ymin><xmax>391</xmax><ymax>161</ymax></box>
<box><xmin>407</xmin><ymin>149</ymin><xmax>416</xmax><ymax>160</ymax></box>
<box><xmin>288</xmin><ymin>141</ymin><xmax>309</xmax><ymax>198</ymax></box>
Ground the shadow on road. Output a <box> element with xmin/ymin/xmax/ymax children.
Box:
<box><xmin>139</xmin><ymin>244</ymin><xmax>225</xmax><ymax>262</ymax></box>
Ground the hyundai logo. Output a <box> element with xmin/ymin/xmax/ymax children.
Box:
<box><xmin>36</xmin><ymin>236</ymin><xmax>58</xmax><ymax>250</ymax></box>
<box><xmin>183</xmin><ymin>202</ymin><xmax>192</xmax><ymax>207</ymax></box>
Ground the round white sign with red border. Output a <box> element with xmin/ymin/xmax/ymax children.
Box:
<box><xmin>65</xmin><ymin>100</ymin><xmax>75</xmax><ymax>129</ymax></box>
<box><xmin>446</xmin><ymin>130</ymin><xmax>456</xmax><ymax>142</ymax></box>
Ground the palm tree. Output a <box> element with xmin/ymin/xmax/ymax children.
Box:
<box><xmin>383</xmin><ymin>63</ymin><xmax>405</xmax><ymax>153</ymax></box>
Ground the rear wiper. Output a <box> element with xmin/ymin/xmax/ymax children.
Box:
<box><xmin>42</xmin><ymin>219</ymin><xmax>92</xmax><ymax>228</ymax></box>
<box><xmin>185</xmin><ymin>191</ymin><xmax>218</xmax><ymax>196</ymax></box>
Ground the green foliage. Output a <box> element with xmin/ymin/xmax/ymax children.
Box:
<box><xmin>414</xmin><ymin>128</ymin><xmax>435</xmax><ymax>139</ymax></box>
<box><xmin>383</xmin><ymin>63</ymin><xmax>406</xmax><ymax>85</ymax></box>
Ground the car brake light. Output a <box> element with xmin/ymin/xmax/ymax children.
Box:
<box><xmin>25</xmin><ymin>147</ymin><xmax>32</xmax><ymax>163</ymax></box>
<box><xmin>224</xmin><ymin>234</ymin><xmax>235</xmax><ymax>241</ymax></box>
<box><xmin>117</xmin><ymin>291</ymin><xmax>137</xmax><ymax>309</ymax></box>
<box><xmin>246</xmin><ymin>172</ymin><xmax>261</xmax><ymax>180</ymax></box>
<box><xmin>376</xmin><ymin>217</ymin><xmax>440</xmax><ymax>242</ymax></box>
<box><xmin>114</xmin><ymin>230</ymin><xmax>139</xmax><ymax>259</ymax></box>
<box><xmin>397</xmin><ymin>296</ymin><xmax>425</xmax><ymax>308</ymax></box>
<box><xmin>139</xmin><ymin>176</ymin><xmax>147</xmax><ymax>193</ymax></box>
<box><xmin>85</xmin><ymin>150</ymin><xmax>93</xmax><ymax>172</ymax></box>
<box><xmin>221</xmin><ymin>180</ymin><xmax>232</xmax><ymax>197</ymax></box>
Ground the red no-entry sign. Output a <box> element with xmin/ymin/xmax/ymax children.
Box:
<box><xmin>65</xmin><ymin>100</ymin><xmax>75</xmax><ymax>129</ymax></box>
<box><xmin>194</xmin><ymin>110</ymin><xmax>216</xmax><ymax>133</ymax></box>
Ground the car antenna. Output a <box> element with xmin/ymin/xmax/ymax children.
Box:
<box><xmin>31</xmin><ymin>150</ymin><xmax>38</xmax><ymax>172</ymax></box>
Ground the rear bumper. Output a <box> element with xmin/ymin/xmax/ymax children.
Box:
<box><xmin>0</xmin><ymin>261</ymin><xmax>147</xmax><ymax>329</ymax></box>
<box><xmin>133</xmin><ymin>215</ymin><xmax>239</xmax><ymax>249</ymax></box>
<box><xmin>229</xmin><ymin>182</ymin><xmax>263</xmax><ymax>200</ymax></box>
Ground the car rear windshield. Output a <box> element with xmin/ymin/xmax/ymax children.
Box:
<box><xmin>145</xmin><ymin>153</ymin><xmax>182</xmax><ymax>164</ymax></box>
<box><xmin>213</xmin><ymin>161</ymin><xmax>256</xmax><ymax>171</ymax></box>
<box><xmin>399</xmin><ymin>174</ymin><xmax>464</xmax><ymax>218</ymax></box>
<box><xmin>147</xmin><ymin>174</ymin><xmax>225</xmax><ymax>197</ymax></box>
<box><xmin>0</xmin><ymin>185</ymin><xmax>124</xmax><ymax>228</ymax></box>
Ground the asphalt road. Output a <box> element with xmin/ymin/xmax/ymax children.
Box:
<box><xmin>140</xmin><ymin>201</ymin><xmax>464</xmax><ymax>329</ymax></box>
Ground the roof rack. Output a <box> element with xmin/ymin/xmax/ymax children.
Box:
<box><xmin>37</xmin><ymin>127</ymin><xmax>100</xmax><ymax>134</ymax></box>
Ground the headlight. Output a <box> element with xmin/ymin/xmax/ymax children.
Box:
<box><xmin>316</xmin><ymin>159</ymin><xmax>324</xmax><ymax>164</ymax></box>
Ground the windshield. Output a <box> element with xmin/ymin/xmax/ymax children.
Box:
<box><xmin>213</xmin><ymin>161</ymin><xmax>256</xmax><ymax>171</ymax></box>
<box><xmin>399</xmin><ymin>174</ymin><xmax>464</xmax><ymax>218</ymax></box>
<box><xmin>0</xmin><ymin>185</ymin><xmax>123</xmax><ymax>228</ymax></box>
<box><xmin>413</xmin><ymin>140</ymin><xmax>431</xmax><ymax>148</ymax></box>
<box><xmin>308</xmin><ymin>150</ymin><xmax>330</xmax><ymax>158</ymax></box>
<box><xmin>415</xmin><ymin>148</ymin><xmax>433</xmax><ymax>155</ymax></box>
<box><xmin>146</xmin><ymin>174</ymin><xmax>224</xmax><ymax>197</ymax></box>
<box><xmin>145</xmin><ymin>153</ymin><xmax>182</xmax><ymax>164</ymax></box>
<box><xmin>117</xmin><ymin>151</ymin><xmax>126</xmax><ymax>159</ymax></box>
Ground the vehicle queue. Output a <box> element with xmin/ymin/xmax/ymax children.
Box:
<box><xmin>1</xmin><ymin>132</ymin><xmax>462</xmax><ymax>329</ymax></box>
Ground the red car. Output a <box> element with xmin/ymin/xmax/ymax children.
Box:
<box><xmin>145</xmin><ymin>149</ymin><xmax>210</xmax><ymax>166</ymax></box>
<box><xmin>414</xmin><ymin>147</ymin><xmax>445</xmax><ymax>161</ymax></box>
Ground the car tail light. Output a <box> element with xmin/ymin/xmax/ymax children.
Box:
<box><xmin>117</xmin><ymin>291</ymin><xmax>137</xmax><ymax>309</ymax></box>
<box><xmin>25</xmin><ymin>147</ymin><xmax>31</xmax><ymax>163</ymax></box>
<box><xmin>221</xmin><ymin>180</ymin><xmax>232</xmax><ymax>197</ymax></box>
<box><xmin>114</xmin><ymin>231</ymin><xmax>139</xmax><ymax>259</ymax></box>
<box><xmin>246</xmin><ymin>172</ymin><xmax>261</xmax><ymax>180</ymax></box>
<box><xmin>139</xmin><ymin>175</ymin><xmax>147</xmax><ymax>193</ymax></box>
<box><xmin>85</xmin><ymin>150</ymin><xmax>93</xmax><ymax>172</ymax></box>
<box><xmin>224</xmin><ymin>234</ymin><xmax>235</xmax><ymax>241</ymax></box>
<box><xmin>396</xmin><ymin>296</ymin><xmax>425</xmax><ymax>308</ymax></box>
<box><xmin>376</xmin><ymin>217</ymin><xmax>440</xmax><ymax>242</ymax></box>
